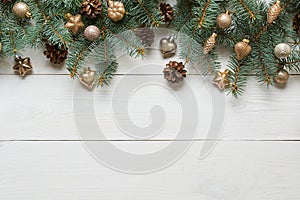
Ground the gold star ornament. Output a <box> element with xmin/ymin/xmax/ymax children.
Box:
<box><xmin>213</xmin><ymin>69</ymin><xmax>230</xmax><ymax>90</ymax></box>
<box><xmin>65</xmin><ymin>13</ymin><xmax>85</xmax><ymax>34</ymax></box>
<box><xmin>13</xmin><ymin>55</ymin><xmax>33</xmax><ymax>77</ymax></box>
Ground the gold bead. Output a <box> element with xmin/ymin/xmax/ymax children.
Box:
<box><xmin>216</xmin><ymin>11</ymin><xmax>232</xmax><ymax>29</ymax></box>
<box><xmin>274</xmin><ymin>69</ymin><xmax>289</xmax><ymax>84</ymax></box>
<box><xmin>13</xmin><ymin>2</ymin><xmax>31</xmax><ymax>19</ymax></box>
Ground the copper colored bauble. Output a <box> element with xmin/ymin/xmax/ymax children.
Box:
<box><xmin>274</xmin><ymin>43</ymin><xmax>291</xmax><ymax>59</ymax></box>
<box><xmin>203</xmin><ymin>33</ymin><xmax>217</xmax><ymax>54</ymax></box>
<box><xmin>13</xmin><ymin>55</ymin><xmax>33</xmax><ymax>77</ymax></box>
<box><xmin>216</xmin><ymin>11</ymin><xmax>232</xmax><ymax>29</ymax></box>
<box><xmin>213</xmin><ymin>69</ymin><xmax>230</xmax><ymax>90</ymax></box>
<box><xmin>107</xmin><ymin>1</ymin><xmax>126</xmax><ymax>22</ymax></box>
<box><xmin>79</xmin><ymin>67</ymin><xmax>96</xmax><ymax>90</ymax></box>
<box><xmin>159</xmin><ymin>36</ymin><xmax>177</xmax><ymax>58</ymax></box>
<box><xmin>65</xmin><ymin>13</ymin><xmax>85</xmax><ymax>34</ymax></box>
<box><xmin>13</xmin><ymin>2</ymin><xmax>32</xmax><ymax>19</ymax></box>
<box><xmin>267</xmin><ymin>0</ymin><xmax>282</xmax><ymax>24</ymax></box>
<box><xmin>234</xmin><ymin>39</ymin><xmax>252</xmax><ymax>61</ymax></box>
<box><xmin>84</xmin><ymin>25</ymin><xmax>100</xmax><ymax>41</ymax></box>
<box><xmin>274</xmin><ymin>69</ymin><xmax>289</xmax><ymax>84</ymax></box>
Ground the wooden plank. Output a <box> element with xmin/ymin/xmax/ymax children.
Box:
<box><xmin>0</xmin><ymin>75</ymin><xmax>299</xmax><ymax>140</ymax></box>
<box><xmin>0</xmin><ymin>141</ymin><xmax>299</xmax><ymax>199</ymax></box>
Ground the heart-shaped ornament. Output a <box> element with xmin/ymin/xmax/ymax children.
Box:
<box><xmin>159</xmin><ymin>36</ymin><xmax>177</xmax><ymax>58</ymax></box>
<box><xmin>79</xmin><ymin>67</ymin><xmax>96</xmax><ymax>90</ymax></box>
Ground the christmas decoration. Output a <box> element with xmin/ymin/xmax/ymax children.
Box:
<box><xmin>13</xmin><ymin>2</ymin><xmax>31</xmax><ymax>19</ymax></box>
<box><xmin>274</xmin><ymin>69</ymin><xmax>289</xmax><ymax>84</ymax></box>
<box><xmin>0</xmin><ymin>42</ymin><xmax>2</xmax><ymax>51</ymax></box>
<box><xmin>84</xmin><ymin>25</ymin><xmax>100</xmax><ymax>41</ymax></box>
<box><xmin>203</xmin><ymin>33</ymin><xmax>217</xmax><ymax>54</ymax></box>
<box><xmin>213</xmin><ymin>69</ymin><xmax>230</xmax><ymax>90</ymax></box>
<box><xmin>80</xmin><ymin>0</ymin><xmax>102</xmax><ymax>18</ymax></box>
<box><xmin>159</xmin><ymin>2</ymin><xmax>174</xmax><ymax>23</ymax></box>
<box><xmin>107</xmin><ymin>1</ymin><xmax>126</xmax><ymax>22</ymax></box>
<box><xmin>1</xmin><ymin>0</ymin><xmax>14</xmax><ymax>3</ymax></box>
<box><xmin>13</xmin><ymin>55</ymin><xmax>33</xmax><ymax>77</ymax></box>
<box><xmin>79</xmin><ymin>67</ymin><xmax>96</xmax><ymax>90</ymax></box>
<box><xmin>160</xmin><ymin>36</ymin><xmax>177</xmax><ymax>58</ymax></box>
<box><xmin>216</xmin><ymin>11</ymin><xmax>232</xmax><ymax>29</ymax></box>
<box><xmin>43</xmin><ymin>43</ymin><xmax>68</xmax><ymax>64</ymax></box>
<box><xmin>234</xmin><ymin>39</ymin><xmax>252</xmax><ymax>61</ymax></box>
<box><xmin>134</xmin><ymin>27</ymin><xmax>155</xmax><ymax>47</ymax></box>
<box><xmin>64</xmin><ymin>13</ymin><xmax>85</xmax><ymax>34</ymax></box>
<box><xmin>274</xmin><ymin>43</ymin><xmax>291</xmax><ymax>59</ymax></box>
<box><xmin>293</xmin><ymin>13</ymin><xmax>300</xmax><ymax>34</ymax></box>
<box><xmin>163</xmin><ymin>61</ymin><xmax>187</xmax><ymax>83</ymax></box>
<box><xmin>267</xmin><ymin>0</ymin><xmax>282</xmax><ymax>24</ymax></box>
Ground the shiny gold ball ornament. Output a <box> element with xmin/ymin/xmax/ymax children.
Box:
<box><xmin>267</xmin><ymin>0</ymin><xmax>282</xmax><ymax>24</ymax></box>
<box><xmin>65</xmin><ymin>13</ymin><xmax>85</xmax><ymax>34</ymax></box>
<box><xmin>13</xmin><ymin>2</ymin><xmax>32</xmax><ymax>19</ymax></box>
<box><xmin>216</xmin><ymin>11</ymin><xmax>232</xmax><ymax>29</ymax></box>
<box><xmin>79</xmin><ymin>67</ymin><xmax>96</xmax><ymax>90</ymax></box>
<box><xmin>84</xmin><ymin>25</ymin><xmax>100</xmax><ymax>41</ymax></box>
<box><xmin>234</xmin><ymin>39</ymin><xmax>252</xmax><ymax>61</ymax></box>
<box><xmin>274</xmin><ymin>69</ymin><xmax>289</xmax><ymax>84</ymax></box>
<box><xmin>107</xmin><ymin>1</ymin><xmax>126</xmax><ymax>22</ymax></box>
<box><xmin>203</xmin><ymin>33</ymin><xmax>217</xmax><ymax>54</ymax></box>
<box><xmin>274</xmin><ymin>43</ymin><xmax>291</xmax><ymax>59</ymax></box>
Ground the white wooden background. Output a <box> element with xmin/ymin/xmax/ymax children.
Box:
<box><xmin>1</xmin><ymin>6</ymin><xmax>300</xmax><ymax>199</ymax></box>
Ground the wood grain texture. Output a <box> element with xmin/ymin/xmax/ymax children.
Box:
<box><xmin>0</xmin><ymin>141</ymin><xmax>299</xmax><ymax>200</ymax></box>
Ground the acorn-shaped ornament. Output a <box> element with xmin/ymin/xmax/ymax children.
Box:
<box><xmin>203</xmin><ymin>33</ymin><xmax>217</xmax><ymax>54</ymax></box>
<box><xmin>267</xmin><ymin>0</ymin><xmax>282</xmax><ymax>24</ymax></box>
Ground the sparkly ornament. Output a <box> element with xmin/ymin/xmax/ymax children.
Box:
<box><xmin>13</xmin><ymin>55</ymin><xmax>33</xmax><ymax>77</ymax></box>
<box><xmin>107</xmin><ymin>1</ymin><xmax>126</xmax><ymax>22</ymax></box>
<box><xmin>234</xmin><ymin>39</ymin><xmax>252</xmax><ymax>61</ymax></box>
<box><xmin>293</xmin><ymin>13</ymin><xmax>300</xmax><ymax>34</ymax></box>
<box><xmin>44</xmin><ymin>43</ymin><xmax>68</xmax><ymax>64</ymax></box>
<box><xmin>203</xmin><ymin>33</ymin><xmax>217</xmax><ymax>54</ymax></box>
<box><xmin>163</xmin><ymin>61</ymin><xmax>187</xmax><ymax>83</ymax></box>
<box><xmin>274</xmin><ymin>69</ymin><xmax>289</xmax><ymax>84</ymax></box>
<box><xmin>159</xmin><ymin>36</ymin><xmax>177</xmax><ymax>58</ymax></box>
<box><xmin>213</xmin><ymin>69</ymin><xmax>230</xmax><ymax>90</ymax></box>
<box><xmin>159</xmin><ymin>2</ymin><xmax>174</xmax><ymax>23</ymax></box>
<box><xmin>274</xmin><ymin>43</ymin><xmax>291</xmax><ymax>59</ymax></box>
<box><xmin>216</xmin><ymin>11</ymin><xmax>232</xmax><ymax>29</ymax></box>
<box><xmin>80</xmin><ymin>0</ymin><xmax>102</xmax><ymax>18</ymax></box>
<box><xmin>84</xmin><ymin>25</ymin><xmax>100</xmax><ymax>41</ymax></box>
<box><xmin>79</xmin><ymin>67</ymin><xmax>96</xmax><ymax>90</ymax></box>
<box><xmin>64</xmin><ymin>13</ymin><xmax>85</xmax><ymax>34</ymax></box>
<box><xmin>267</xmin><ymin>0</ymin><xmax>282</xmax><ymax>24</ymax></box>
<box><xmin>13</xmin><ymin>2</ymin><xmax>32</xmax><ymax>19</ymax></box>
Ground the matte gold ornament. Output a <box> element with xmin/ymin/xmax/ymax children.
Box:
<box><xmin>79</xmin><ymin>67</ymin><xmax>96</xmax><ymax>90</ymax></box>
<box><xmin>274</xmin><ymin>43</ymin><xmax>291</xmax><ymax>59</ymax></box>
<box><xmin>203</xmin><ymin>33</ymin><xmax>217</xmax><ymax>54</ymax></box>
<box><xmin>274</xmin><ymin>69</ymin><xmax>289</xmax><ymax>84</ymax></box>
<box><xmin>213</xmin><ymin>69</ymin><xmax>230</xmax><ymax>90</ymax></box>
<box><xmin>107</xmin><ymin>1</ymin><xmax>126</xmax><ymax>22</ymax></box>
<box><xmin>216</xmin><ymin>11</ymin><xmax>232</xmax><ymax>29</ymax></box>
<box><xmin>0</xmin><ymin>42</ymin><xmax>2</xmax><ymax>51</ymax></box>
<box><xmin>234</xmin><ymin>39</ymin><xmax>252</xmax><ymax>61</ymax></box>
<box><xmin>13</xmin><ymin>55</ymin><xmax>33</xmax><ymax>77</ymax></box>
<box><xmin>159</xmin><ymin>36</ymin><xmax>177</xmax><ymax>58</ymax></box>
<box><xmin>13</xmin><ymin>2</ymin><xmax>32</xmax><ymax>19</ymax></box>
<box><xmin>84</xmin><ymin>25</ymin><xmax>100</xmax><ymax>41</ymax></box>
<box><xmin>267</xmin><ymin>0</ymin><xmax>282</xmax><ymax>24</ymax></box>
<box><xmin>65</xmin><ymin>13</ymin><xmax>85</xmax><ymax>34</ymax></box>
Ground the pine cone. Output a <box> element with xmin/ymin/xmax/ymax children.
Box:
<box><xmin>134</xmin><ymin>26</ymin><xmax>155</xmax><ymax>47</ymax></box>
<box><xmin>80</xmin><ymin>0</ymin><xmax>102</xmax><ymax>19</ymax></box>
<box><xmin>44</xmin><ymin>43</ymin><xmax>68</xmax><ymax>64</ymax></box>
<box><xmin>163</xmin><ymin>61</ymin><xmax>187</xmax><ymax>83</ymax></box>
<box><xmin>159</xmin><ymin>2</ymin><xmax>174</xmax><ymax>23</ymax></box>
<box><xmin>293</xmin><ymin>13</ymin><xmax>300</xmax><ymax>34</ymax></box>
<box><xmin>1</xmin><ymin>0</ymin><xmax>14</xmax><ymax>3</ymax></box>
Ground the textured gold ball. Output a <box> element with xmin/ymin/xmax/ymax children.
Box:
<box><xmin>84</xmin><ymin>25</ymin><xmax>100</xmax><ymax>41</ymax></box>
<box><xmin>216</xmin><ymin>12</ymin><xmax>232</xmax><ymax>29</ymax></box>
<box><xmin>274</xmin><ymin>43</ymin><xmax>291</xmax><ymax>59</ymax></box>
<box><xmin>13</xmin><ymin>2</ymin><xmax>31</xmax><ymax>19</ymax></box>
<box><xmin>274</xmin><ymin>69</ymin><xmax>289</xmax><ymax>84</ymax></box>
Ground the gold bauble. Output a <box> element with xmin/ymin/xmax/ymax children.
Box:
<box><xmin>79</xmin><ymin>67</ymin><xmax>96</xmax><ymax>90</ymax></box>
<box><xmin>107</xmin><ymin>1</ymin><xmax>126</xmax><ymax>22</ymax></box>
<box><xmin>234</xmin><ymin>39</ymin><xmax>252</xmax><ymax>61</ymax></box>
<box><xmin>274</xmin><ymin>43</ymin><xmax>291</xmax><ymax>59</ymax></box>
<box><xmin>84</xmin><ymin>25</ymin><xmax>100</xmax><ymax>41</ymax></box>
<box><xmin>216</xmin><ymin>11</ymin><xmax>232</xmax><ymax>29</ymax></box>
<box><xmin>203</xmin><ymin>33</ymin><xmax>217</xmax><ymax>54</ymax></box>
<box><xmin>267</xmin><ymin>0</ymin><xmax>282</xmax><ymax>24</ymax></box>
<box><xmin>13</xmin><ymin>2</ymin><xmax>32</xmax><ymax>19</ymax></box>
<box><xmin>65</xmin><ymin>13</ymin><xmax>85</xmax><ymax>34</ymax></box>
<box><xmin>274</xmin><ymin>69</ymin><xmax>289</xmax><ymax>84</ymax></box>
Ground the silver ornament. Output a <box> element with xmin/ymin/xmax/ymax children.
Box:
<box><xmin>79</xmin><ymin>67</ymin><xmax>96</xmax><ymax>90</ymax></box>
<box><xmin>159</xmin><ymin>36</ymin><xmax>177</xmax><ymax>58</ymax></box>
<box><xmin>274</xmin><ymin>69</ymin><xmax>289</xmax><ymax>84</ymax></box>
<box><xmin>84</xmin><ymin>25</ymin><xmax>100</xmax><ymax>41</ymax></box>
<box><xmin>274</xmin><ymin>43</ymin><xmax>291</xmax><ymax>59</ymax></box>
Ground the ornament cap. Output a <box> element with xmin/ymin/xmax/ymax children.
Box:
<box><xmin>242</xmin><ymin>39</ymin><xmax>250</xmax><ymax>44</ymax></box>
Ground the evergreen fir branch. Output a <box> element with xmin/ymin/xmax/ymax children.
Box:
<box><xmin>136</xmin><ymin>0</ymin><xmax>160</xmax><ymax>27</ymax></box>
<box><xmin>198</xmin><ymin>0</ymin><xmax>211</xmax><ymax>29</ymax></box>
<box><xmin>237</xmin><ymin>0</ymin><xmax>256</xmax><ymax>20</ymax></box>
